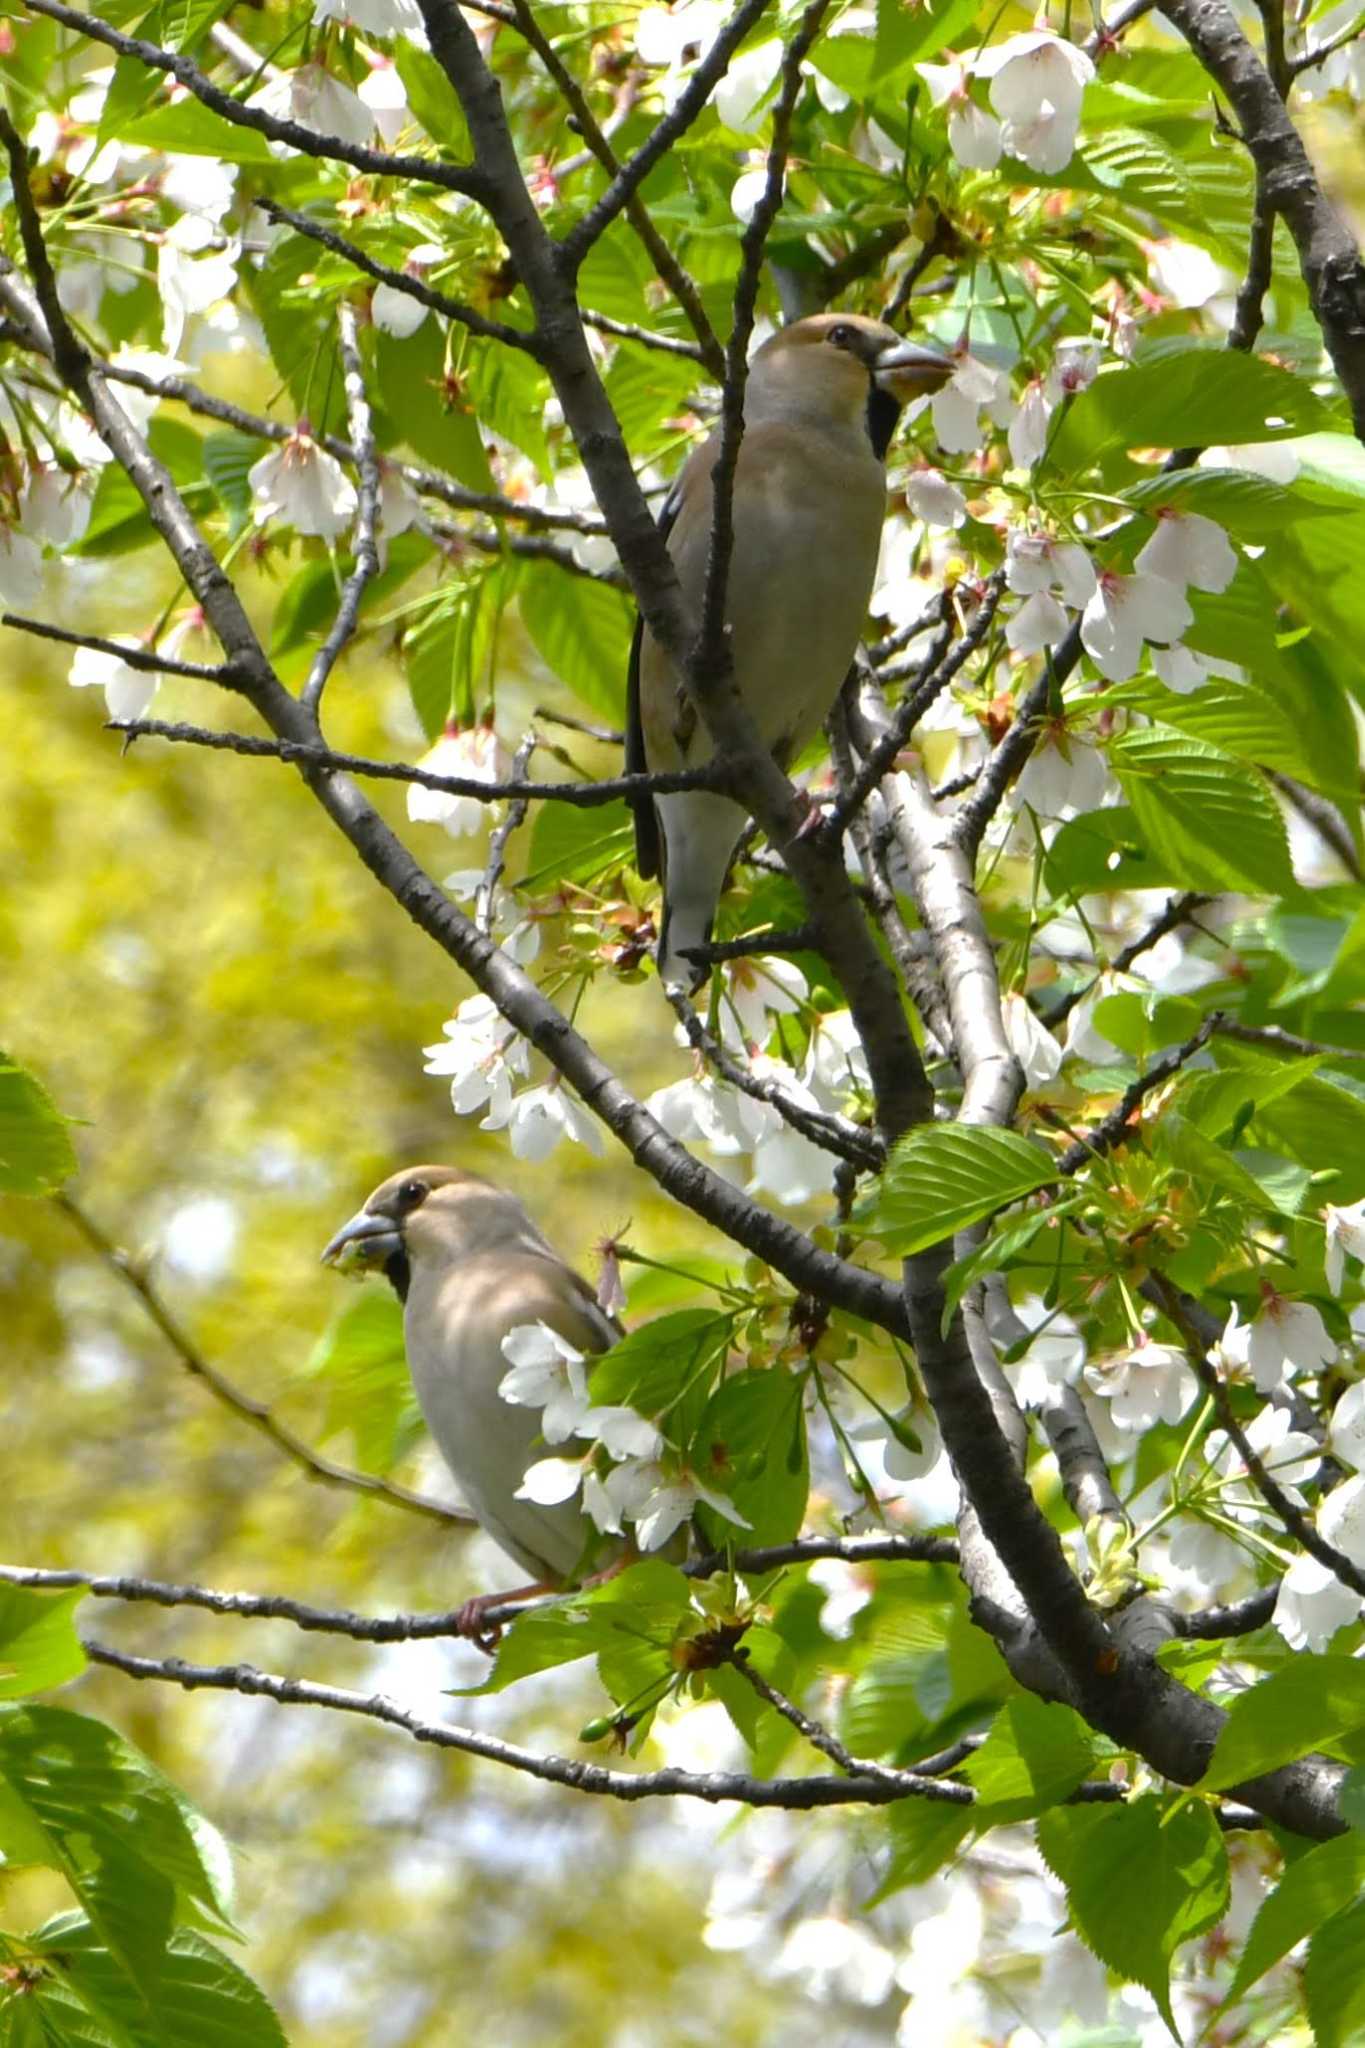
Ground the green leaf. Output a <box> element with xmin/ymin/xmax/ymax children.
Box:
<box><xmin>306</xmin><ymin>1289</ymin><xmax>421</xmax><ymax>1473</ymax></box>
<box><xmin>1037</xmin><ymin>1797</ymin><xmax>1228</xmax><ymax>2033</ymax></box>
<box><xmin>0</xmin><ymin>1705</ymin><xmax>235</xmax><ymax>2009</ymax></box>
<box><xmin>1180</xmin><ymin>1055</ymin><xmax>1322</xmax><ymax>1140</ymax></box>
<box><xmin>588</xmin><ymin>1310</ymin><xmax>733</xmax><ymax>1429</ymax></box>
<box><xmin>1201</xmin><ymin>1656</ymin><xmax>1365</xmax><ymax>1791</ymax></box>
<box><xmin>1124</xmin><ymin>464</ymin><xmax>1349</xmax><ymax>539</ymax></box>
<box><xmin>27</xmin><ymin>1918</ymin><xmax>287</xmax><ymax>2048</ymax></box>
<box><xmin>869</xmin><ymin>1800</ymin><xmax>973</xmax><ymax>1902</ymax></box>
<box><xmin>1159</xmin><ymin>1113</ymin><xmax>1294</xmax><ymax>1215</ymax></box>
<box><xmin>371</xmin><ymin>321</ymin><xmax>493</xmax><ymax>490</ymax></box>
<box><xmin>1341</xmin><ymin>1763</ymin><xmax>1365</xmax><ymax>1831</ymax></box>
<box><xmin>1111</xmin><ymin>726</ymin><xmax>1294</xmax><ymax>897</ymax></box>
<box><xmin>117</xmin><ymin>96</ymin><xmax>275</xmax><ymax>161</ymax></box>
<box><xmin>1044</xmin><ymin>805</ymin><xmax>1180</xmax><ymax>897</ymax></box>
<box><xmin>519</xmin><ymin>571</ymin><xmax>633</xmax><ymax>724</ymax></box>
<box><xmin>201</xmin><ymin>430</ymin><xmax>262</xmax><ymax>536</ymax></box>
<box><xmin>0</xmin><ymin>1053</ymin><xmax>78</xmax><ymax>1195</ymax></box>
<box><xmin>871</xmin><ymin>0</ymin><xmax>980</xmax><ymax>79</ymax></box>
<box><xmin>453</xmin><ymin>1561</ymin><xmax>691</xmax><ymax>1696</ymax></box>
<box><xmin>1223</xmin><ymin>1831</ymin><xmax>1365</xmax><ymax>2007</ymax></box>
<box><xmin>602</xmin><ymin>351</ymin><xmax>699</xmax><ymax>453</ymax></box>
<box><xmin>690</xmin><ymin>1370</ymin><xmax>807</xmax><ymax>1549</ymax></box>
<box><xmin>1051</xmin><ymin>350</ymin><xmax>1330</xmax><ymax>472</ymax></box>
<box><xmin>0</xmin><ymin>1588</ymin><xmax>86</xmax><ymax>1701</ymax></box>
<box><xmin>963</xmin><ymin>1696</ymin><xmax>1100</xmax><ymax>1824</ymax></box>
<box><xmin>855</xmin><ymin>1125</ymin><xmax>1059</xmax><ymax>1254</ymax></box>
<box><xmin>1306</xmin><ymin>1896</ymin><xmax>1365</xmax><ymax>2048</ymax></box>
<box><xmin>393</xmin><ymin>41</ymin><xmax>471</xmax><ymax>155</ymax></box>
<box><xmin>521</xmin><ymin>796</ymin><xmax>636</xmax><ymax>890</ymax></box>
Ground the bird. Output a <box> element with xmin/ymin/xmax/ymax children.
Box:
<box><xmin>321</xmin><ymin>1165</ymin><xmax>619</xmax><ymax>1642</ymax></box>
<box><xmin>625</xmin><ymin>311</ymin><xmax>955</xmax><ymax>991</ymax></box>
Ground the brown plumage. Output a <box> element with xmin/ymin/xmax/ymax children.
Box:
<box><xmin>625</xmin><ymin>313</ymin><xmax>954</xmax><ymax>990</ymax></box>
<box><xmin>322</xmin><ymin>1166</ymin><xmax>617</xmax><ymax>1632</ymax></box>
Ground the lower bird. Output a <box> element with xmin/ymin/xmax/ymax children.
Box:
<box><xmin>625</xmin><ymin>311</ymin><xmax>955</xmax><ymax>991</ymax></box>
<box><xmin>321</xmin><ymin>1165</ymin><xmax>618</xmax><ymax>1642</ymax></box>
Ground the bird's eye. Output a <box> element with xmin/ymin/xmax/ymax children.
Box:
<box><xmin>398</xmin><ymin>1179</ymin><xmax>429</xmax><ymax>1210</ymax></box>
<box><xmin>828</xmin><ymin>322</ymin><xmax>855</xmax><ymax>348</ymax></box>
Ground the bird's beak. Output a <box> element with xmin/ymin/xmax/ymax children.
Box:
<box><xmin>874</xmin><ymin>340</ymin><xmax>956</xmax><ymax>395</ymax></box>
<box><xmin>320</xmin><ymin>1208</ymin><xmax>404</xmax><ymax>1269</ymax></box>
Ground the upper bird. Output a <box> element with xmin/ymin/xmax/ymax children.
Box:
<box><xmin>321</xmin><ymin>1165</ymin><xmax>617</xmax><ymax>1639</ymax></box>
<box><xmin>625</xmin><ymin>311</ymin><xmax>955</xmax><ymax>991</ymax></box>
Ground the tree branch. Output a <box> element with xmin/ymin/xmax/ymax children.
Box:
<box><xmin>302</xmin><ymin>303</ymin><xmax>379</xmax><ymax>715</ymax></box>
<box><xmin>52</xmin><ymin>1194</ymin><xmax>471</xmax><ymax>1527</ymax></box>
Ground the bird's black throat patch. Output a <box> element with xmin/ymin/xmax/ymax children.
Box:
<box><xmin>384</xmin><ymin>1248</ymin><xmax>411</xmax><ymax>1303</ymax></box>
<box><xmin>865</xmin><ymin>385</ymin><xmax>900</xmax><ymax>461</ymax></box>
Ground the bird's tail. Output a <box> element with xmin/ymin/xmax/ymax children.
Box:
<box><xmin>653</xmin><ymin>792</ymin><xmax>745</xmax><ymax>994</ymax></box>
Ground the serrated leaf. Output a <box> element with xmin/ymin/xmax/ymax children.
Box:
<box><xmin>519</xmin><ymin>571</ymin><xmax>632</xmax><ymax>724</ymax></box>
<box><xmin>963</xmin><ymin>1696</ymin><xmax>1100</xmax><ymax>1824</ymax></box>
<box><xmin>0</xmin><ymin>1588</ymin><xmax>87</xmax><ymax>1700</ymax></box>
<box><xmin>27</xmin><ymin>1918</ymin><xmax>287</xmax><ymax>2048</ymax></box>
<box><xmin>1111</xmin><ymin>725</ymin><xmax>1293</xmax><ymax>897</ymax></box>
<box><xmin>1180</xmin><ymin>1054</ymin><xmax>1321</xmax><ymax>1139</ymax></box>
<box><xmin>869</xmin><ymin>1800</ymin><xmax>972</xmax><ymax>1902</ymax></box>
<box><xmin>393</xmin><ymin>41</ymin><xmax>472</xmax><ymax>155</ymax></box>
<box><xmin>1052</xmin><ymin>350</ymin><xmax>1330</xmax><ymax>472</ymax></box>
<box><xmin>1044</xmin><ymin>804</ymin><xmax>1180</xmax><ymax>897</ymax></box>
<box><xmin>521</xmin><ymin>796</ymin><xmax>636</xmax><ymax>890</ymax></box>
<box><xmin>452</xmin><ymin>1560</ymin><xmax>690</xmax><ymax>1696</ymax></box>
<box><xmin>0</xmin><ymin>1053</ymin><xmax>78</xmax><ymax>1195</ymax></box>
<box><xmin>306</xmin><ymin>1290</ymin><xmax>421</xmax><ymax>1473</ymax></box>
<box><xmin>1201</xmin><ymin>1656</ymin><xmax>1365</xmax><ymax>1792</ymax></box>
<box><xmin>1223</xmin><ymin>1832</ymin><xmax>1365</xmax><ymax>2007</ymax></box>
<box><xmin>117</xmin><ymin>96</ymin><xmax>275</xmax><ymax>161</ymax></box>
<box><xmin>588</xmin><ymin>1310</ymin><xmax>732</xmax><ymax>1428</ymax></box>
<box><xmin>855</xmin><ymin>1125</ymin><xmax>1059</xmax><ymax>1254</ymax></box>
<box><xmin>690</xmin><ymin>1369</ymin><xmax>806</xmax><ymax>1550</ymax></box>
<box><xmin>201</xmin><ymin>430</ymin><xmax>262</xmax><ymax>535</ymax></box>
<box><xmin>1037</xmin><ymin>1797</ymin><xmax>1228</xmax><ymax>2032</ymax></box>
<box><xmin>1125</xmin><ymin>465</ymin><xmax>1349</xmax><ymax>538</ymax></box>
<box><xmin>1305</xmin><ymin>1896</ymin><xmax>1365</xmax><ymax>2048</ymax></box>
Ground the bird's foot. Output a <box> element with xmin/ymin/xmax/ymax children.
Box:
<box><xmin>450</xmin><ymin>1581</ymin><xmax>555</xmax><ymax>1655</ymax></box>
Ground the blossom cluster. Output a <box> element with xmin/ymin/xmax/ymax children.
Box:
<box><xmin>497</xmin><ymin>1320</ymin><xmax>749</xmax><ymax>1550</ymax></box>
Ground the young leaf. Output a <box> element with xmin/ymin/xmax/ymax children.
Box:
<box><xmin>963</xmin><ymin>1696</ymin><xmax>1100</xmax><ymax>1824</ymax></box>
<box><xmin>855</xmin><ymin>1126</ymin><xmax>1058</xmax><ymax>1254</ymax></box>
<box><xmin>1200</xmin><ymin>1656</ymin><xmax>1365</xmax><ymax>1792</ymax></box>
<box><xmin>0</xmin><ymin>1053</ymin><xmax>78</xmax><ymax>1195</ymax></box>
<box><xmin>0</xmin><ymin>1587</ymin><xmax>87</xmax><ymax>1700</ymax></box>
<box><xmin>1305</xmin><ymin>1896</ymin><xmax>1365</xmax><ymax>2048</ymax></box>
<box><xmin>1223</xmin><ymin>1832</ymin><xmax>1365</xmax><ymax>2007</ymax></box>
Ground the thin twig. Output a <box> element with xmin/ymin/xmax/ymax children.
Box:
<box><xmin>665</xmin><ymin>984</ymin><xmax>884</xmax><ymax>1171</ymax></box>
<box><xmin>302</xmin><ymin>304</ymin><xmax>380</xmax><ymax>715</ymax></box>
<box><xmin>1214</xmin><ymin>1019</ymin><xmax>1365</xmax><ymax>1060</ymax></box>
<box><xmin>580</xmin><ymin>309</ymin><xmax>707</xmax><ymax>363</ymax></box>
<box><xmin>1044</xmin><ymin>892</ymin><xmax>1212</xmax><ymax>1027</ymax></box>
<box><xmin>1057</xmin><ymin>1016</ymin><xmax>1219</xmax><ymax>1172</ymax></box>
<box><xmin>257</xmin><ymin>199</ymin><xmax>540</xmax><ymax>356</ymax></box>
<box><xmin>1289</xmin><ymin>5</ymin><xmax>1365</xmax><ymax>72</ymax></box>
<box><xmin>52</xmin><ymin>1194</ymin><xmax>471</xmax><ymax>1527</ymax></box>
<box><xmin>1</xmin><ymin>612</ymin><xmax>237</xmax><ymax>683</ymax></box>
<box><xmin>108</xmin><ymin>718</ymin><xmax>720</xmax><ymax>805</ymax></box>
<box><xmin>726</xmin><ymin>1648</ymin><xmax>964</xmax><ymax>1790</ymax></box>
<box><xmin>1175</xmin><ymin>1584</ymin><xmax>1279</xmax><ymax>1638</ymax></box>
<box><xmin>478</xmin><ymin>730</ymin><xmax>536</xmax><ymax>932</ymax></box>
<box><xmin>84</xmin><ymin>1641</ymin><xmax>973</xmax><ymax>1807</ymax></box>
<box><xmin>22</xmin><ymin>0</ymin><xmax>488</xmax><ymax>197</ymax></box>
<box><xmin>505</xmin><ymin>0</ymin><xmax>724</xmax><ymax>375</ymax></box>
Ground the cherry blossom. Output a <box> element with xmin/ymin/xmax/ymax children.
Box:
<box><xmin>157</xmin><ymin>214</ymin><xmax>239</xmax><ymax>353</ymax></box>
<box><xmin>357</xmin><ymin>57</ymin><xmax>410</xmax><ymax>143</ymax></box>
<box><xmin>902</xmin><ymin>468</ymin><xmax>967</xmax><ymax>528</ymax></box>
<box><xmin>405</xmin><ymin>722</ymin><xmax>510</xmax><ymax>836</ymax></box>
<box><xmin>729</xmin><ymin>163</ymin><xmax>770</xmax><ymax>224</ymax></box>
<box><xmin>976</xmin><ymin>31</ymin><xmax>1094</xmax><ymax>171</ymax></box>
<box><xmin>1002</xmin><ymin>991</ymin><xmax>1063</xmax><ymax>1088</ymax></box>
<box><xmin>68</xmin><ymin>640</ymin><xmax>157</xmax><ymax>722</ymax></box>
<box><xmin>1005</xmin><ymin>529</ymin><xmax>1097</xmax><ymax>609</ymax></box>
<box><xmin>1328</xmin><ymin>1378</ymin><xmax>1365</xmax><ymax>1467</ymax></box>
<box><xmin>1274</xmin><ymin>1551</ymin><xmax>1361</xmax><ymax>1651</ymax></box>
<box><xmin>1089</xmin><ymin>1338</ymin><xmax>1195</xmax><ymax>1431</ymax></box>
<box><xmin>1134</xmin><ymin>508</ymin><xmax>1238</xmax><ymax>593</ymax></box>
<box><xmin>1046</xmin><ymin>337</ymin><xmax>1103</xmax><ymax>401</ymax></box>
<box><xmin>1006</xmin><ymin>588</ymin><xmax>1068</xmax><ymax>654</ymax></box>
<box><xmin>1080</xmin><ymin>569</ymin><xmax>1192</xmax><ymax>682</ymax></box>
<box><xmin>714</xmin><ymin>38</ymin><xmax>782</xmax><ymax>129</ymax></box>
<box><xmin>916</xmin><ymin>57</ymin><xmax>1002</xmax><ymax>171</ymax></box>
<box><xmin>1008</xmin><ymin>1296</ymin><xmax>1086</xmax><ymax>1407</ymax></box>
<box><xmin>250</xmin><ymin>64</ymin><xmax>376</xmax><ymax>150</ymax></box>
<box><xmin>0</xmin><ymin>524</ymin><xmax>44</xmax><ymax>607</ymax></box>
<box><xmin>498</xmin><ymin>1322</ymin><xmax>591</xmax><ymax>1443</ymax></box>
<box><xmin>1150</xmin><ymin>643</ymin><xmax>1217</xmax><ymax>694</ymax></box>
<box><xmin>496</xmin><ymin>1082</ymin><xmax>605</xmax><ymax>1161</ymax></box>
<box><xmin>20</xmin><ymin>464</ymin><xmax>94</xmax><ymax>547</ymax></box>
<box><xmin>1013</xmin><ymin>722</ymin><xmax>1109</xmax><ymax>819</ymax></box>
<box><xmin>422</xmin><ymin>992</ymin><xmax>529</xmax><ymax>1121</ymax></box>
<box><xmin>1214</xmin><ymin>1294</ymin><xmax>1338</xmax><ymax>1394</ymax></box>
<box><xmin>248</xmin><ymin>429</ymin><xmax>358</xmax><ymax>538</ymax></box>
<box><xmin>311</xmin><ymin>0</ymin><xmax>425</xmax><ymax>34</ymax></box>
<box><xmin>1325</xmin><ymin>1199</ymin><xmax>1365</xmax><ymax>1295</ymax></box>
<box><xmin>636</xmin><ymin>2</ymin><xmax>728</xmax><ymax>106</ymax></box>
<box><xmin>371</xmin><ymin>242</ymin><xmax>445</xmax><ymax>337</ymax></box>
<box><xmin>1008</xmin><ymin>377</ymin><xmax>1053</xmax><ymax>468</ymax></box>
<box><xmin>724</xmin><ymin>955</ymin><xmax>808</xmax><ymax>1042</ymax></box>
<box><xmin>803</xmin><ymin>1008</ymin><xmax>871</xmax><ymax>1105</ymax></box>
<box><xmin>928</xmin><ymin>349</ymin><xmax>1014</xmax><ymax>454</ymax></box>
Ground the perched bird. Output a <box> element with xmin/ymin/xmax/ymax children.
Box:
<box><xmin>321</xmin><ymin>1165</ymin><xmax>618</xmax><ymax>1639</ymax></box>
<box><xmin>625</xmin><ymin>311</ymin><xmax>955</xmax><ymax>990</ymax></box>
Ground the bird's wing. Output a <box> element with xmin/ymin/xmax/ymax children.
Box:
<box><xmin>625</xmin><ymin>473</ymin><xmax>686</xmax><ymax>882</ymax></box>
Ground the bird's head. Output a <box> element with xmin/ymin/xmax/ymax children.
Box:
<box><xmin>321</xmin><ymin>1165</ymin><xmax>548</xmax><ymax>1302</ymax></box>
<box><xmin>749</xmin><ymin>313</ymin><xmax>954</xmax><ymax>457</ymax></box>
